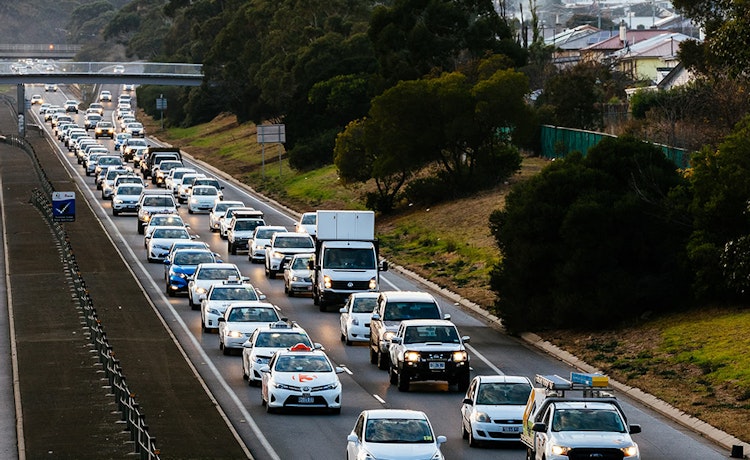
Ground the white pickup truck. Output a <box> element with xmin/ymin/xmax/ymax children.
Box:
<box><xmin>521</xmin><ymin>373</ymin><xmax>642</xmax><ymax>460</ymax></box>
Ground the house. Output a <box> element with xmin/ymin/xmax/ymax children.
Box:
<box><xmin>611</xmin><ymin>32</ymin><xmax>691</xmax><ymax>82</ymax></box>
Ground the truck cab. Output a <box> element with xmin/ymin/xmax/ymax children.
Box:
<box><xmin>521</xmin><ymin>373</ymin><xmax>641</xmax><ymax>460</ymax></box>
<box><xmin>311</xmin><ymin>210</ymin><xmax>387</xmax><ymax>310</ymax></box>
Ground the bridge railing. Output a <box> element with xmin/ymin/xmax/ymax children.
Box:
<box><xmin>52</xmin><ymin>62</ymin><xmax>203</xmax><ymax>76</ymax></box>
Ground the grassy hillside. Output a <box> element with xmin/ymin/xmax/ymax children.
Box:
<box><xmin>143</xmin><ymin>112</ymin><xmax>750</xmax><ymax>443</ymax></box>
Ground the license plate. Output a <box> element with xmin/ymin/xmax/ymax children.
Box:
<box><xmin>429</xmin><ymin>362</ymin><xmax>445</xmax><ymax>370</ymax></box>
<box><xmin>501</xmin><ymin>426</ymin><xmax>521</xmax><ymax>433</ymax></box>
<box><xmin>298</xmin><ymin>396</ymin><xmax>313</xmax><ymax>404</ymax></box>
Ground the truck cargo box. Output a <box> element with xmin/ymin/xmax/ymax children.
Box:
<box><xmin>316</xmin><ymin>210</ymin><xmax>374</xmax><ymax>241</ymax></box>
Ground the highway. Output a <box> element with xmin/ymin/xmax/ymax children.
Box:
<box><xmin>28</xmin><ymin>83</ymin><xmax>729</xmax><ymax>459</ymax></box>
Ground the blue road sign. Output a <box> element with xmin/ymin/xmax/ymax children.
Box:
<box><xmin>52</xmin><ymin>191</ymin><xmax>75</xmax><ymax>222</ymax></box>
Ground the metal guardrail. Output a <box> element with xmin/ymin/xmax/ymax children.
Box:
<box><xmin>0</xmin><ymin>131</ymin><xmax>161</xmax><ymax>459</ymax></box>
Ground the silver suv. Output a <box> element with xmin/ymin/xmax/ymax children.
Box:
<box><xmin>369</xmin><ymin>291</ymin><xmax>448</xmax><ymax>370</ymax></box>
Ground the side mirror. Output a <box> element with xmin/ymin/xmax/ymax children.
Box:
<box><xmin>461</xmin><ymin>336</ymin><xmax>471</xmax><ymax>344</ymax></box>
<box><xmin>462</xmin><ymin>397</ymin><xmax>473</xmax><ymax>405</ymax></box>
<box><xmin>436</xmin><ymin>436</ymin><xmax>447</xmax><ymax>445</ymax></box>
<box><xmin>339</xmin><ymin>307</ymin><xmax>347</xmax><ymax>314</ymax></box>
<box><xmin>629</xmin><ymin>424</ymin><xmax>642</xmax><ymax>434</ymax></box>
<box><xmin>371</xmin><ymin>313</ymin><xmax>381</xmax><ymax>321</ymax></box>
<box><xmin>532</xmin><ymin>422</ymin><xmax>547</xmax><ymax>433</ymax></box>
<box><xmin>259</xmin><ymin>364</ymin><xmax>270</xmax><ymax>373</ymax></box>
<box><xmin>390</xmin><ymin>337</ymin><xmax>402</xmax><ymax>344</ymax></box>
<box><xmin>443</xmin><ymin>314</ymin><xmax>451</xmax><ymax>321</ymax></box>
<box><xmin>346</xmin><ymin>434</ymin><xmax>358</xmax><ymax>443</ymax></box>
<box><xmin>380</xmin><ymin>260</ymin><xmax>388</xmax><ymax>272</ymax></box>
<box><xmin>217</xmin><ymin>317</ymin><xmax>225</xmax><ymax>323</ymax></box>
<box><xmin>335</xmin><ymin>366</ymin><xmax>345</xmax><ymax>374</ymax></box>
<box><xmin>242</xmin><ymin>340</ymin><xmax>253</xmax><ymax>349</ymax></box>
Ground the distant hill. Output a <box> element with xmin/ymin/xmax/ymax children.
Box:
<box><xmin>0</xmin><ymin>1</ymin><xmax>130</xmax><ymax>44</ymax></box>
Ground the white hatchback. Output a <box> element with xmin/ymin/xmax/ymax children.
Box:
<box><xmin>346</xmin><ymin>409</ymin><xmax>447</xmax><ymax>460</ymax></box>
<box><xmin>339</xmin><ymin>292</ymin><xmax>379</xmax><ymax>345</ymax></box>
<box><xmin>217</xmin><ymin>302</ymin><xmax>281</xmax><ymax>355</ymax></box>
<box><xmin>187</xmin><ymin>263</ymin><xmax>244</xmax><ymax>309</ymax></box>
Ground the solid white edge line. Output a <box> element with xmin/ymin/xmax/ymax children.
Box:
<box><xmin>33</xmin><ymin>110</ymin><xmax>277</xmax><ymax>460</ymax></box>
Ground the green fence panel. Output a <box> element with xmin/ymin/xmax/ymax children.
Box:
<box><xmin>540</xmin><ymin>125</ymin><xmax>691</xmax><ymax>169</ymax></box>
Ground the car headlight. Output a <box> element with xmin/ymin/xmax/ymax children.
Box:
<box><xmin>190</xmin><ymin>197</ymin><xmax>198</xmax><ymax>204</ymax></box>
<box><xmin>452</xmin><ymin>350</ymin><xmax>468</xmax><ymax>362</ymax></box>
<box><xmin>208</xmin><ymin>307</ymin><xmax>221</xmax><ymax>315</ymax></box>
<box><xmin>274</xmin><ymin>382</ymin><xmax>297</xmax><ymax>391</ymax></box>
<box><xmin>551</xmin><ymin>444</ymin><xmax>571</xmax><ymax>456</ymax></box>
<box><xmin>196</xmin><ymin>287</ymin><xmax>207</xmax><ymax>295</ymax></box>
<box><xmin>317</xmin><ymin>382</ymin><xmax>339</xmax><ymax>391</ymax></box>
<box><xmin>368</xmin><ymin>277</ymin><xmax>377</xmax><ymax>289</ymax></box>
<box><xmin>254</xmin><ymin>356</ymin><xmax>270</xmax><ymax>365</ymax></box>
<box><xmin>272</xmin><ymin>251</ymin><xmax>284</xmax><ymax>260</ymax></box>
<box><xmin>404</xmin><ymin>351</ymin><xmax>420</xmax><ymax>362</ymax></box>
<box><xmin>228</xmin><ymin>330</ymin><xmax>244</xmax><ymax>338</ymax></box>
<box><xmin>382</xmin><ymin>331</ymin><xmax>395</xmax><ymax>342</ymax></box>
<box><xmin>622</xmin><ymin>446</ymin><xmax>639</xmax><ymax>457</ymax></box>
<box><xmin>473</xmin><ymin>411</ymin><xmax>491</xmax><ymax>423</ymax></box>
<box><xmin>351</xmin><ymin>317</ymin><xmax>359</xmax><ymax>326</ymax></box>
<box><xmin>323</xmin><ymin>275</ymin><xmax>332</xmax><ymax>288</ymax></box>
<box><xmin>113</xmin><ymin>199</ymin><xmax>124</xmax><ymax>204</ymax></box>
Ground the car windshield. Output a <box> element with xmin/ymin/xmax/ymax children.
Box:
<box><xmin>255</xmin><ymin>332</ymin><xmax>311</xmax><ymax>348</ymax></box>
<box><xmin>291</xmin><ymin>257</ymin><xmax>310</xmax><ymax>270</ymax></box>
<box><xmin>226</xmin><ymin>307</ymin><xmax>277</xmax><ymax>322</ymax></box>
<box><xmin>352</xmin><ymin>297</ymin><xmax>377</xmax><ymax>313</ymax></box>
<box><xmin>99</xmin><ymin>157</ymin><xmax>122</xmax><ymax>166</ymax></box>
<box><xmin>152</xmin><ymin>228</ymin><xmax>189</xmax><ymax>239</ymax></box>
<box><xmin>402</xmin><ymin>325</ymin><xmax>459</xmax><ymax>344</ymax></box>
<box><xmin>143</xmin><ymin>196</ymin><xmax>174</xmax><ymax>207</ymax></box>
<box><xmin>234</xmin><ymin>220</ymin><xmax>263</xmax><ymax>231</ymax></box>
<box><xmin>173</xmin><ymin>252</ymin><xmax>214</xmax><ymax>266</ymax></box>
<box><xmin>194</xmin><ymin>187</ymin><xmax>217</xmax><ymax>196</ymax></box>
<box><xmin>199</xmin><ymin>268</ymin><xmax>240</xmax><ymax>280</ymax></box>
<box><xmin>117</xmin><ymin>186</ymin><xmax>142</xmax><ymax>195</ymax></box>
<box><xmin>383</xmin><ymin>302</ymin><xmax>441</xmax><ymax>321</ymax></box>
<box><xmin>274</xmin><ymin>355</ymin><xmax>332</xmax><ymax>372</ymax></box>
<box><xmin>209</xmin><ymin>287</ymin><xmax>259</xmax><ymax>301</ymax></box>
<box><xmin>551</xmin><ymin>409</ymin><xmax>626</xmax><ymax>433</ymax></box>
<box><xmin>256</xmin><ymin>228</ymin><xmax>281</xmax><ymax>239</ymax></box>
<box><xmin>275</xmin><ymin>236</ymin><xmax>314</xmax><ymax>249</ymax></box>
<box><xmin>215</xmin><ymin>202</ymin><xmax>242</xmax><ymax>213</ymax></box>
<box><xmin>301</xmin><ymin>214</ymin><xmax>316</xmax><ymax>224</ymax></box>
<box><xmin>364</xmin><ymin>419</ymin><xmax>434</xmax><ymax>444</ymax></box>
<box><xmin>150</xmin><ymin>216</ymin><xmax>182</xmax><ymax>226</ymax></box>
<box><xmin>323</xmin><ymin>248</ymin><xmax>375</xmax><ymax>269</ymax></box>
<box><xmin>475</xmin><ymin>382</ymin><xmax>532</xmax><ymax>405</ymax></box>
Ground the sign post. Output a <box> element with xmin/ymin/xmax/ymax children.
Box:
<box><xmin>156</xmin><ymin>95</ymin><xmax>167</xmax><ymax>129</ymax></box>
<box><xmin>256</xmin><ymin>124</ymin><xmax>286</xmax><ymax>179</ymax></box>
<box><xmin>52</xmin><ymin>191</ymin><xmax>76</xmax><ymax>223</ymax></box>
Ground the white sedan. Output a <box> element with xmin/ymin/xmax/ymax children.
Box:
<box><xmin>209</xmin><ymin>200</ymin><xmax>245</xmax><ymax>232</ymax></box>
<box><xmin>346</xmin><ymin>409</ymin><xmax>447</xmax><ymax>460</ymax></box>
<box><xmin>187</xmin><ymin>185</ymin><xmax>221</xmax><ymax>214</ymax></box>
<box><xmin>460</xmin><ymin>375</ymin><xmax>532</xmax><ymax>447</ymax></box>
<box><xmin>187</xmin><ymin>263</ymin><xmax>244</xmax><ymax>309</ymax></box>
<box><xmin>146</xmin><ymin>226</ymin><xmax>193</xmax><ymax>263</ymax></box>
<box><xmin>250</xmin><ymin>225</ymin><xmax>287</xmax><ymax>263</ymax></box>
<box><xmin>200</xmin><ymin>281</ymin><xmax>266</xmax><ymax>332</ymax></box>
<box><xmin>241</xmin><ymin>321</ymin><xmax>316</xmax><ymax>386</ymax></box>
<box><xmin>261</xmin><ymin>344</ymin><xmax>343</xmax><ymax>414</ymax></box>
<box><xmin>217</xmin><ymin>302</ymin><xmax>281</xmax><ymax>355</ymax></box>
<box><xmin>339</xmin><ymin>292</ymin><xmax>379</xmax><ymax>345</ymax></box>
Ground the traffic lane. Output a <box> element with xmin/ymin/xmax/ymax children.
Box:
<box><xmin>35</xmin><ymin>99</ymin><xmax>732</xmax><ymax>459</ymax></box>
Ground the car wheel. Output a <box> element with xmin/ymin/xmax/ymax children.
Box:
<box><xmin>345</xmin><ymin>337</ymin><xmax>353</xmax><ymax>346</ymax></box>
<box><xmin>137</xmin><ymin>222</ymin><xmax>144</xmax><ymax>234</ymax></box>
<box><xmin>230</xmin><ymin>243</ymin><xmax>237</xmax><ymax>255</ymax></box>
<box><xmin>166</xmin><ymin>285</ymin><xmax>174</xmax><ymax>297</ymax></box>
<box><xmin>313</xmin><ymin>288</ymin><xmax>320</xmax><ymax>306</ymax></box>
<box><xmin>397</xmin><ymin>369</ymin><xmax>410</xmax><ymax>392</ymax></box>
<box><xmin>369</xmin><ymin>346</ymin><xmax>378</xmax><ymax>365</ymax></box>
<box><xmin>330</xmin><ymin>407</ymin><xmax>341</xmax><ymax>415</ymax></box>
<box><xmin>112</xmin><ymin>209</ymin><xmax>119</xmax><ymax>216</ymax></box>
<box><xmin>389</xmin><ymin>366</ymin><xmax>398</xmax><ymax>385</ymax></box>
<box><xmin>468</xmin><ymin>428</ymin><xmax>480</xmax><ymax>448</ymax></box>
<box><xmin>147</xmin><ymin>256</ymin><xmax>155</xmax><ymax>263</ymax></box>
<box><xmin>268</xmin><ymin>269</ymin><xmax>276</xmax><ymax>278</ymax></box>
<box><xmin>462</xmin><ymin>421</ymin><xmax>469</xmax><ymax>439</ymax></box>
<box><xmin>222</xmin><ymin>343</ymin><xmax>230</xmax><ymax>356</ymax></box>
<box><xmin>458</xmin><ymin>373</ymin><xmax>471</xmax><ymax>392</ymax></box>
<box><xmin>377</xmin><ymin>351</ymin><xmax>389</xmax><ymax>370</ymax></box>
<box><xmin>340</xmin><ymin>331</ymin><xmax>345</xmax><ymax>342</ymax></box>
<box><xmin>284</xmin><ymin>283</ymin><xmax>289</xmax><ymax>294</ymax></box>
<box><xmin>202</xmin><ymin>319</ymin><xmax>210</xmax><ymax>333</ymax></box>
<box><xmin>188</xmin><ymin>207</ymin><xmax>193</xmax><ymax>214</ymax></box>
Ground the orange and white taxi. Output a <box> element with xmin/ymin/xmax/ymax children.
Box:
<box><xmin>261</xmin><ymin>343</ymin><xmax>343</xmax><ymax>414</ymax></box>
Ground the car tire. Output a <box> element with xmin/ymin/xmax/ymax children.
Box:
<box><xmin>345</xmin><ymin>337</ymin><xmax>352</xmax><ymax>346</ymax></box>
<box><xmin>188</xmin><ymin>207</ymin><xmax>193</xmax><ymax>214</ymax></box>
<box><xmin>458</xmin><ymin>373</ymin><xmax>471</xmax><ymax>392</ymax></box>
<box><xmin>389</xmin><ymin>366</ymin><xmax>398</xmax><ymax>385</ymax></box>
<box><xmin>462</xmin><ymin>422</ymin><xmax>469</xmax><ymax>439</ymax></box>
<box><xmin>166</xmin><ymin>285</ymin><xmax>174</xmax><ymax>297</ymax></box>
<box><xmin>137</xmin><ymin>222</ymin><xmax>144</xmax><ymax>234</ymax></box>
<box><xmin>330</xmin><ymin>407</ymin><xmax>341</xmax><ymax>415</ymax></box>
<box><xmin>397</xmin><ymin>369</ymin><xmax>410</xmax><ymax>392</ymax></box>
<box><xmin>230</xmin><ymin>243</ymin><xmax>237</xmax><ymax>255</ymax></box>
<box><xmin>369</xmin><ymin>346</ymin><xmax>378</xmax><ymax>365</ymax></box>
<box><xmin>268</xmin><ymin>269</ymin><xmax>276</xmax><ymax>278</ymax></box>
<box><xmin>377</xmin><ymin>351</ymin><xmax>389</xmax><ymax>370</ymax></box>
<box><xmin>468</xmin><ymin>429</ymin><xmax>480</xmax><ymax>448</ymax></box>
<box><xmin>112</xmin><ymin>209</ymin><xmax>119</xmax><ymax>216</ymax></box>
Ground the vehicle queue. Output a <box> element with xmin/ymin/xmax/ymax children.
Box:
<box><xmin>25</xmin><ymin>83</ymin><xmax>730</xmax><ymax>460</ymax></box>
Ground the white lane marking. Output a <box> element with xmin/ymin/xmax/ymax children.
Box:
<box><xmin>465</xmin><ymin>344</ymin><xmax>504</xmax><ymax>376</ymax></box>
<box><xmin>379</xmin><ymin>275</ymin><xmax>399</xmax><ymax>290</ymax></box>
<box><xmin>340</xmin><ymin>365</ymin><xmax>353</xmax><ymax>375</ymax></box>
<box><xmin>373</xmin><ymin>394</ymin><xmax>386</xmax><ymax>404</ymax></box>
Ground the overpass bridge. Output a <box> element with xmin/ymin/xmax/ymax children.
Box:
<box><xmin>0</xmin><ymin>61</ymin><xmax>204</xmax><ymax>87</ymax></box>
<box><xmin>0</xmin><ymin>44</ymin><xmax>82</xmax><ymax>59</ymax></box>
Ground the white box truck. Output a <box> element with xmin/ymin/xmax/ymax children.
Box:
<box><xmin>311</xmin><ymin>210</ymin><xmax>387</xmax><ymax>310</ymax></box>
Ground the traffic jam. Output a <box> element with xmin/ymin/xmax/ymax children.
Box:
<box><xmin>26</xmin><ymin>83</ymin><xmax>727</xmax><ymax>460</ymax></box>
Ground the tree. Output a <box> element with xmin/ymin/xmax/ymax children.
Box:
<box><xmin>688</xmin><ymin>116</ymin><xmax>750</xmax><ymax>301</ymax></box>
<box><xmin>490</xmin><ymin>136</ymin><xmax>692</xmax><ymax>332</ymax></box>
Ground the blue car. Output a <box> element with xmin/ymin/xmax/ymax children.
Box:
<box><xmin>164</xmin><ymin>248</ymin><xmax>221</xmax><ymax>296</ymax></box>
